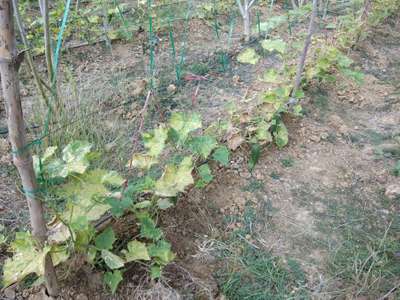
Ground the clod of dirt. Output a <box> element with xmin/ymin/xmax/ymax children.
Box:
<box><xmin>328</xmin><ymin>114</ymin><xmax>349</xmax><ymax>135</ymax></box>
<box><xmin>76</xmin><ymin>293</ymin><xmax>89</xmax><ymax>300</ymax></box>
<box><xmin>3</xmin><ymin>286</ymin><xmax>16</xmax><ymax>299</ymax></box>
<box><xmin>128</xmin><ymin>79</ymin><xmax>147</xmax><ymax>98</ymax></box>
<box><xmin>385</xmin><ymin>184</ymin><xmax>400</xmax><ymax>200</ymax></box>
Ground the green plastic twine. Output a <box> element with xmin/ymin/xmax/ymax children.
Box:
<box><xmin>53</xmin><ymin>0</ymin><xmax>72</xmax><ymax>77</ymax></box>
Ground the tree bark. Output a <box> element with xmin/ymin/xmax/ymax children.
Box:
<box><xmin>0</xmin><ymin>0</ymin><xmax>59</xmax><ymax>296</ymax></box>
<box><xmin>291</xmin><ymin>0</ymin><xmax>318</xmax><ymax>99</ymax></box>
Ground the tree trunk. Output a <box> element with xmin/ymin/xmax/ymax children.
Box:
<box><xmin>0</xmin><ymin>0</ymin><xmax>59</xmax><ymax>296</ymax></box>
<box><xmin>291</xmin><ymin>0</ymin><xmax>318</xmax><ymax>99</ymax></box>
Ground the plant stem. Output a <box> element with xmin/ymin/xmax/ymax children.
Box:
<box><xmin>0</xmin><ymin>0</ymin><xmax>59</xmax><ymax>296</ymax></box>
<box><xmin>12</xmin><ymin>0</ymin><xmax>49</xmax><ymax>107</ymax></box>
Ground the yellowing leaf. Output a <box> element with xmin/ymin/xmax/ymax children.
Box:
<box><xmin>101</xmin><ymin>171</ymin><xmax>124</xmax><ymax>187</ymax></box>
<box><xmin>143</xmin><ymin>125</ymin><xmax>168</xmax><ymax>157</ymax></box>
<box><xmin>101</xmin><ymin>250</ymin><xmax>125</xmax><ymax>269</ymax></box>
<box><xmin>237</xmin><ymin>48</ymin><xmax>260</xmax><ymax>65</ymax></box>
<box><xmin>261</xmin><ymin>39</ymin><xmax>287</xmax><ymax>54</ymax></box>
<box><xmin>155</xmin><ymin>156</ymin><xmax>194</xmax><ymax>197</ymax></box>
<box><xmin>123</xmin><ymin>240</ymin><xmax>150</xmax><ymax>262</ymax></box>
<box><xmin>274</xmin><ymin>121</ymin><xmax>289</xmax><ymax>149</ymax></box>
<box><xmin>127</xmin><ymin>154</ymin><xmax>158</xmax><ymax>170</ymax></box>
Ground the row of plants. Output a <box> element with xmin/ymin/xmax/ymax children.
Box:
<box><xmin>3</xmin><ymin>0</ymin><xmax>398</xmax><ymax>295</ymax></box>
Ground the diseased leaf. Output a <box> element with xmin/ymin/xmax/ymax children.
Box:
<box><xmin>124</xmin><ymin>240</ymin><xmax>150</xmax><ymax>262</ymax></box>
<box><xmin>101</xmin><ymin>250</ymin><xmax>125</xmax><ymax>269</ymax></box>
<box><xmin>154</xmin><ymin>156</ymin><xmax>194</xmax><ymax>197</ymax></box>
<box><xmin>101</xmin><ymin>171</ymin><xmax>124</xmax><ymax>187</ymax></box>
<box><xmin>2</xmin><ymin>233</ymin><xmax>68</xmax><ymax>287</ymax></box>
<box><xmin>258</xmin><ymin>15</ymin><xmax>286</xmax><ymax>32</ymax></box>
<box><xmin>143</xmin><ymin>125</ymin><xmax>168</xmax><ymax>157</ymax></box>
<box><xmin>261</xmin><ymin>39</ymin><xmax>287</xmax><ymax>54</ymax></box>
<box><xmin>237</xmin><ymin>48</ymin><xmax>260</xmax><ymax>65</ymax></box>
<box><xmin>261</xmin><ymin>69</ymin><xmax>280</xmax><ymax>83</ymax></box>
<box><xmin>140</xmin><ymin>216</ymin><xmax>163</xmax><ymax>241</ymax></box>
<box><xmin>104</xmin><ymin>270</ymin><xmax>123</xmax><ymax>294</ymax></box>
<box><xmin>134</xmin><ymin>200</ymin><xmax>152</xmax><ymax>209</ymax></box>
<box><xmin>255</xmin><ymin>121</ymin><xmax>272</xmax><ymax>142</ymax></box>
<box><xmin>212</xmin><ymin>146</ymin><xmax>230</xmax><ymax>166</ymax></box>
<box><xmin>127</xmin><ymin>154</ymin><xmax>158</xmax><ymax>170</ymax></box>
<box><xmin>95</xmin><ymin>227</ymin><xmax>115</xmax><ymax>250</ymax></box>
<box><xmin>148</xmin><ymin>240</ymin><xmax>175</xmax><ymax>265</ymax></box>
<box><xmin>274</xmin><ymin>121</ymin><xmax>289</xmax><ymax>149</ymax></box>
<box><xmin>187</xmin><ymin>135</ymin><xmax>217</xmax><ymax>158</ymax></box>
<box><xmin>196</xmin><ymin>164</ymin><xmax>213</xmax><ymax>188</ymax></box>
<box><xmin>169</xmin><ymin>112</ymin><xmax>202</xmax><ymax>144</ymax></box>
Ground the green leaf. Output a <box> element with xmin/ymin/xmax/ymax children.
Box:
<box><xmin>260</xmin><ymin>39</ymin><xmax>287</xmax><ymax>54</ymax></box>
<box><xmin>104</xmin><ymin>270</ymin><xmax>123</xmax><ymax>294</ymax></box>
<box><xmin>150</xmin><ymin>265</ymin><xmax>162</xmax><ymax>279</ymax></box>
<box><xmin>248</xmin><ymin>143</ymin><xmax>262</xmax><ymax>172</ymax></box>
<box><xmin>157</xmin><ymin>198</ymin><xmax>174</xmax><ymax>210</ymax></box>
<box><xmin>187</xmin><ymin>135</ymin><xmax>217</xmax><ymax>158</ymax></box>
<box><xmin>106</xmin><ymin>196</ymin><xmax>133</xmax><ymax>217</ymax></box>
<box><xmin>101</xmin><ymin>250</ymin><xmax>125</xmax><ymax>269</ymax></box>
<box><xmin>0</xmin><ymin>234</ymin><xmax>6</xmax><ymax>245</ymax></box>
<box><xmin>95</xmin><ymin>227</ymin><xmax>115</xmax><ymax>250</ymax></box>
<box><xmin>273</xmin><ymin>121</ymin><xmax>289</xmax><ymax>149</ymax></box>
<box><xmin>154</xmin><ymin>156</ymin><xmax>194</xmax><ymax>197</ymax></box>
<box><xmin>148</xmin><ymin>240</ymin><xmax>175</xmax><ymax>265</ymax></box>
<box><xmin>196</xmin><ymin>164</ymin><xmax>213</xmax><ymax>188</ymax></box>
<box><xmin>124</xmin><ymin>240</ymin><xmax>150</xmax><ymax>262</ymax></box>
<box><xmin>140</xmin><ymin>216</ymin><xmax>163</xmax><ymax>241</ymax></box>
<box><xmin>169</xmin><ymin>112</ymin><xmax>202</xmax><ymax>144</ymax></box>
<box><xmin>134</xmin><ymin>200</ymin><xmax>152</xmax><ymax>209</ymax></box>
<box><xmin>237</xmin><ymin>48</ymin><xmax>260</xmax><ymax>65</ymax></box>
<box><xmin>127</xmin><ymin>154</ymin><xmax>158</xmax><ymax>170</ymax></box>
<box><xmin>212</xmin><ymin>146</ymin><xmax>230</xmax><ymax>166</ymax></box>
<box><xmin>101</xmin><ymin>171</ymin><xmax>124</xmax><ymax>187</ymax></box>
<box><xmin>143</xmin><ymin>125</ymin><xmax>168</xmax><ymax>157</ymax></box>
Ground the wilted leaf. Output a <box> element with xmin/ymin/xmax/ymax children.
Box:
<box><xmin>255</xmin><ymin>121</ymin><xmax>272</xmax><ymax>142</ymax></box>
<box><xmin>227</xmin><ymin>133</ymin><xmax>245</xmax><ymax>150</ymax></box>
<box><xmin>124</xmin><ymin>240</ymin><xmax>150</xmax><ymax>262</ymax></box>
<box><xmin>237</xmin><ymin>48</ymin><xmax>260</xmax><ymax>65</ymax></box>
<box><xmin>274</xmin><ymin>121</ymin><xmax>289</xmax><ymax>149</ymax></box>
<box><xmin>104</xmin><ymin>270</ymin><xmax>123</xmax><ymax>294</ymax></box>
<box><xmin>169</xmin><ymin>112</ymin><xmax>202</xmax><ymax>144</ymax></box>
<box><xmin>61</xmin><ymin>140</ymin><xmax>92</xmax><ymax>176</ymax></box>
<box><xmin>187</xmin><ymin>135</ymin><xmax>217</xmax><ymax>158</ymax></box>
<box><xmin>95</xmin><ymin>227</ymin><xmax>115</xmax><ymax>250</ymax></box>
<box><xmin>154</xmin><ymin>156</ymin><xmax>194</xmax><ymax>197</ymax></box>
<box><xmin>261</xmin><ymin>39</ymin><xmax>287</xmax><ymax>54</ymax></box>
<box><xmin>143</xmin><ymin>126</ymin><xmax>168</xmax><ymax>157</ymax></box>
<box><xmin>212</xmin><ymin>146</ymin><xmax>230</xmax><ymax>166</ymax></box>
<box><xmin>101</xmin><ymin>250</ymin><xmax>125</xmax><ymax>269</ymax></box>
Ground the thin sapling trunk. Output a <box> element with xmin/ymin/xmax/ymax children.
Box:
<box><xmin>0</xmin><ymin>0</ymin><xmax>59</xmax><ymax>296</ymax></box>
<box><xmin>236</xmin><ymin>0</ymin><xmax>256</xmax><ymax>42</ymax></box>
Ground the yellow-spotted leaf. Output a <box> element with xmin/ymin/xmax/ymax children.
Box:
<box><xmin>154</xmin><ymin>156</ymin><xmax>194</xmax><ymax>197</ymax></box>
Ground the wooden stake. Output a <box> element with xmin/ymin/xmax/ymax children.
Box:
<box><xmin>0</xmin><ymin>0</ymin><xmax>59</xmax><ymax>296</ymax></box>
